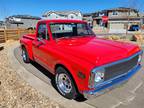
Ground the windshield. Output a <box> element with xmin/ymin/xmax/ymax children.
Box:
<box><xmin>50</xmin><ymin>23</ymin><xmax>95</xmax><ymax>39</ymax></box>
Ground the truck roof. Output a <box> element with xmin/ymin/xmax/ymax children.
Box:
<box><xmin>38</xmin><ymin>19</ymin><xmax>86</xmax><ymax>23</ymax></box>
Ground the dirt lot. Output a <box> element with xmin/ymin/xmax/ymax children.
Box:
<box><xmin>0</xmin><ymin>41</ymin><xmax>63</xmax><ymax>108</ymax></box>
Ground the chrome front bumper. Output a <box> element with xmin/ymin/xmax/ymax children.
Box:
<box><xmin>83</xmin><ymin>64</ymin><xmax>141</xmax><ymax>99</ymax></box>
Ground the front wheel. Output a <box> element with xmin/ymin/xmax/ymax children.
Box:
<box><xmin>55</xmin><ymin>67</ymin><xmax>78</xmax><ymax>99</ymax></box>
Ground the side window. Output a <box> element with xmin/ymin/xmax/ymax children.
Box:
<box><xmin>37</xmin><ymin>24</ymin><xmax>49</xmax><ymax>40</ymax></box>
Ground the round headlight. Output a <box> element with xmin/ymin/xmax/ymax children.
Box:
<box><xmin>93</xmin><ymin>68</ymin><xmax>105</xmax><ymax>84</ymax></box>
<box><xmin>95</xmin><ymin>71</ymin><xmax>104</xmax><ymax>83</ymax></box>
<box><xmin>138</xmin><ymin>54</ymin><xmax>142</xmax><ymax>64</ymax></box>
<box><xmin>89</xmin><ymin>68</ymin><xmax>105</xmax><ymax>88</ymax></box>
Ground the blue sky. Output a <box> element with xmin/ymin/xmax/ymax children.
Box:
<box><xmin>0</xmin><ymin>0</ymin><xmax>144</xmax><ymax>20</ymax></box>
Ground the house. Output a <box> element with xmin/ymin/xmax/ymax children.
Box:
<box><xmin>42</xmin><ymin>11</ymin><xmax>82</xmax><ymax>20</ymax></box>
<box><xmin>140</xmin><ymin>13</ymin><xmax>144</xmax><ymax>24</ymax></box>
<box><xmin>0</xmin><ymin>21</ymin><xmax>5</xmax><ymax>29</ymax></box>
<box><xmin>107</xmin><ymin>7</ymin><xmax>140</xmax><ymax>33</ymax></box>
<box><xmin>92</xmin><ymin>7</ymin><xmax>141</xmax><ymax>33</ymax></box>
<box><xmin>92</xmin><ymin>10</ymin><xmax>108</xmax><ymax>27</ymax></box>
<box><xmin>83</xmin><ymin>13</ymin><xmax>93</xmax><ymax>27</ymax></box>
<box><xmin>5</xmin><ymin>15</ymin><xmax>41</xmax><ymax>29</ymax></box>
<box><xmin>140</xmin><ymin>13</ymin><xmax>144</xmax><ymax>30</ymax></box>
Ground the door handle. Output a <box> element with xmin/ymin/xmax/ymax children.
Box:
<box><xmin>33</xmin><ymin>41</ymin><xmax>44</xmax><ymax>47</ymax></box>
<box><xmin>32</xmin><ymin>42</ymin><xmax>40</xmax><ymax>47</ymax></box>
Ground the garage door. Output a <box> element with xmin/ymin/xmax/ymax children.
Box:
<box><xmin>110</xmin><ymin>23</ymin><xmax>124</xmax><ymax>30</ymax></box>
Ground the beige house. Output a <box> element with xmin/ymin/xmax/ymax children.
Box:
<box><xmin>107</xmin><ymin>7</ymin><xmax>140</xmax><ymax>33</ymax></box>
<box><xmin>42</xmin><ymin>11</ymin><xmax>82</xmax><ymax>20</ymax></box>
<box><xmin>90</xmin><ymin>7</ymin><xmax>142</xmax><ymax>33</ymax></box>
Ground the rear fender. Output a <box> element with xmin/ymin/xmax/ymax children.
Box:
<box><xmin>21</xmin><ymin>39</ymin><xmax>34</xmax><ymax>61</ymax></box>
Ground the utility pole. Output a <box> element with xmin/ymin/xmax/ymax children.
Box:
<box><xmin>126</xmin><ymin>8</ymin><xmax>130</xmax><ymax>35</ymax></box>
<box><xmin>0</xmin><ymin>4</ymin><xmax>11</xmax><ymax>29</ymax></box>
<box><xmin>126</xmin><ymin>0</ymin><xmax>140</xmax><ymax>35</ymax></box>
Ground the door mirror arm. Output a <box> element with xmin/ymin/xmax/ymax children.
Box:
<box><xmin>37</xmin><ymin>38</ymin><xmax>46</xmax><ymax>46</ymax></box>
<box><xmin>37</xmin><ymin>37</ymin><xmax>42</xmax><ymax>41</ymax></box>
<box><xmin>40</xmin><ymin>39</ymin><xmax>46</xmax><ymax>45</ymax></box>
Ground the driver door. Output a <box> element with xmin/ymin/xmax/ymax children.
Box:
<box><xmin>32</xmin><ymin>23</ymin><xmax>52</xmax><ymax>70</ymax></box>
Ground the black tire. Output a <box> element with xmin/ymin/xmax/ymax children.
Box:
<box><xmin>22</xmin><ymin>47</ymin><xmax>30</xmax><ymax>63</ymax></box>
<box><xmin>55</xmin><ymin>67</ymin><xmax>78</xmax><ymax>99</ymax></box>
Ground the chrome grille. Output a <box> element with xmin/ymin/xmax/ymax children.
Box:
<box><xmin>104</xmin><ymin>55</ymin><xmax>139</xmax><ymax>81</ymax></box>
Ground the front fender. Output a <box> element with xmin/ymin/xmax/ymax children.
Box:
<box><xmin>54</xmin><ymin>60</ymin><xmax>91</xmax><ymax>93</ymax></box>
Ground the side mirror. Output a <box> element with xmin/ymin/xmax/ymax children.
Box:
<box><xmin>37</xmin><ymin>37</ymin><xmax>42</xmax><ymax>41</ymax></box>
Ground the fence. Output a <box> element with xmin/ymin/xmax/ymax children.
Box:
<box><xmin>0</xmin><ymin>29</ymin><xmax>35</xmax><ymax>43</ymax></box>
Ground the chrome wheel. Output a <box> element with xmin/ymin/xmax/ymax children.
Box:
<box><xmin>55</xmin><ymin>67</ymin><xmax>78</xmax><ymax>99</ymax></box>
<box><xmin>56</xmin><ymin>73</ymin><xmax>72</xmax><ymax>94</ymax></box>
<box><xmin>22</xmin><ymin>49</ymin><xmax>27</xmax><ymax>61</ymax></box>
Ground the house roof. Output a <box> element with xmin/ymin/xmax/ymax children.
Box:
<box><xmin>83</xmin><ymin>13</ymin><xmax>93</xmax><ymax>17</ymax></box>
<box><xmin>42</xmin><ymin>10</ymin><xmax>82</xmax><ymax>17</ymax></box>
<box><xmin>105</xmin><ymin>7</ymin><xmax>138</xmax><ymax>12</ymax></box>
<box><xmin>7</xmin><ymin>15</ymin><xmax>41</xmax><ymax>20</ymax></box>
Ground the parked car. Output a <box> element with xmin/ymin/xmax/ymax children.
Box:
<box><xmin>20</xmin><ymin>19</ymin><xmax>143</xmax><ymax>99</ymax></box>
<box><xmin>129</xmin><ymin>25</ymin><xmax>140</xmax><ymax>31</ymax></box>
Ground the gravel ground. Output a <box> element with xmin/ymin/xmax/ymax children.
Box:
<box><xmin>0</xmin><ymin>41</ymin><xmax>63</xmax><ymax>108</ymax></box>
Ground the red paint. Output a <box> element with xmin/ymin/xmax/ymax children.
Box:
<box><xmin>20</xmin><ymin>19</ymin><xmax>141</xmax><ymax>93</ymax></box>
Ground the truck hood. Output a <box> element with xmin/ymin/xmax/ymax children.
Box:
<box><xmin>56</xmin><ymin>36</ymin><xmax>140</xmax><ymax>66</ymax></box>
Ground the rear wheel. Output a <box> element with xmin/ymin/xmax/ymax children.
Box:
<box><xmin>22</xmin><ymin>47</ymin><xmax>30</xmax><ymax>63</ymax></box>
<box><xmin>55</xmin><ymin>67</ymin><xmax>78</xmax><ymax>99</ymax></box>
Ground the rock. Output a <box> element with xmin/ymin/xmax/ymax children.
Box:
<box><xmin>0</xmin><ymin>46</ymin><xmax>4</xmax><ymax>51</ymax></box>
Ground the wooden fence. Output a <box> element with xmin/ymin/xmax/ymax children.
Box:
<box><xmin>0</xmin><ymin>29</ymin><xmax>35</xmax><ymax>43</ymax></box>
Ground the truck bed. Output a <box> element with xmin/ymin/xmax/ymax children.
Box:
<box><xmin>22</xmin><ymin>34</ymin><xmax>36</xmax><ymax>40</ymax></box>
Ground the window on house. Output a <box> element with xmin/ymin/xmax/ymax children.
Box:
<box><xmin>99</xmin><ymin>13</ymin><xmax>104</xmax><ymax>16</ymax></box>
<box><xmin>71</xmin><ymin>16</ymin><xmax>74</xmax><ymax>19</ymax></box>
<box><xmin>112</xmin><ymin>11</ymin><xmax>118</xmax><ymax>15</ymax></box>
<box><xmin>60</xmin><ymin>14</ymin><xmax>65</xmax><ymax>17</ymax></box>
<box><xmin>47</xmin><ymin>14</ymin><xmax>50</xmax><ymax>17</ymax></box>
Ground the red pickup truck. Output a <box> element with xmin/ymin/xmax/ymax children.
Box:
<box><xmin>20</xmin><ymin>20</ymin><xmax>143</xmax><ymax>99</ymax></box>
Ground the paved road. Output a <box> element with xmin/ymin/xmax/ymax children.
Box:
<box><xmin>11</xmin><ymin>44</ymin><xmax>144</xmax><ymax>108</ymax></box>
